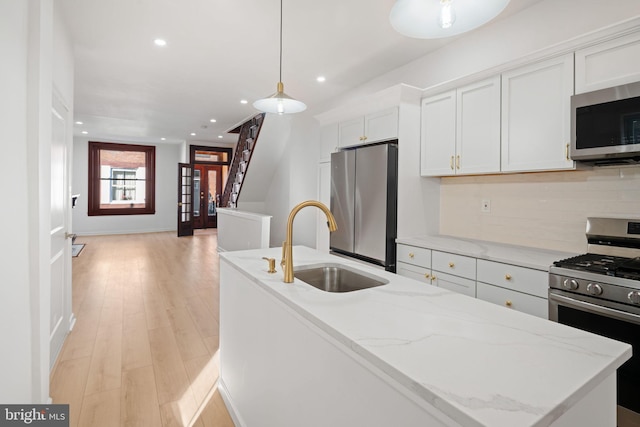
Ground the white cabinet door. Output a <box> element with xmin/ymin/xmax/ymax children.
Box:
<box><xmin>575</xmin><ymin>31</ymin><xmax>640</xmax><ymax>94</ymax></box>
<box><xmin>431</xmin><ymin>271</ymin><xmax>476</xmax><ymax>298</ymax></box>
<box><xmin>320</xmin><ymin>123</ymin><xmax>339</xmax><ymax>162</ymax></box>
<box><xmin>365</xmin><ymin>107</ymin><xmax>398</xmax><ymax>143</ymax></box>
<box><xmin>338</xmin><ymin>117</ymin><xmax>365</xmax><ymax>148</ymax></box>
<box><xmin>501</xmin><ymin>54</ymin><xmax>575</xmax><ymax>172</ymax></box>
<box><xmin>420</xmin><ymin>90</ymin><xmax>456</xmax><ymax>176</ymax></box>
<box><xmin>476</xmin><ymin>282</ymin><xmax>548</xmax><ymax>319</ymax></box>
<box><xmin>456</xmin><ymin>76</ymin><xmax>501</xmax><ymax>175</ymax></box>
<box><xmin>396</xmin><ymin>262</ymin><xmax>432</xmax><ymax>286</ymax></box>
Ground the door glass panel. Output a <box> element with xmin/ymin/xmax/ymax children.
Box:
<box><xmin>194</xmin><ymin>170</ymin><xmax>201</xmax><ymax>217</ymax></box>
<box><xmin>208</xmin><ymin>169</ymin><xmax>217</xmax><ymax>218</ymax></box>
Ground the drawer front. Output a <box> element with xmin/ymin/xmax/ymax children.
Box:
<box><xmin>476</xmin><ymin>282</ymin><xmax>548</xmax><ymax>319</ymax></box>
<box><xmin>432</xmin><ymin>271</ymin><xmax>476</xmax><ymax>298</ymax></box>
<box><xmin>432</xmin><ymin>251</ymin><xmax>476</xmax><ymax>279</ymax></box>
<box><xmin>397</xmin><ymin>244</ymin><xmax>431</xmax><ymax>268</ymax></box>
<box><xmin>396</xmin><ymin>262</ymin><xmax>432</xmax><ymax>285</ymax></box>
<box><xmin>476</xmin><ymin>259</ymin><xmax>547</xmax><ymax>298</ymax></box>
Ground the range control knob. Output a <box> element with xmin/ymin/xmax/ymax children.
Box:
<box><xmin>586</xmin><ymin>283</ymin><xmax>603</xmax><ymax>296</ymax></box>
<box><xmin>628</xmin><ymin>291</ymin><xmax>640</xmax><ymax>305</ymax></box>
<box><xmin>562</xmin><ymin>278</ymin><xmax>579</xmax><ymax>290</ymax></box>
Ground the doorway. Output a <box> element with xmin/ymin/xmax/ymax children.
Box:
<box><xmin>193</xmin><ymin>164</ymin><xmax>223</xmax><ymax>229</ymax></box>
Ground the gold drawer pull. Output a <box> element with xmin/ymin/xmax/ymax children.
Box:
<box><xmin>408</xmin><ymin>252</ymin><xmax>415</xmax><ymax>259</ymax></box>
<box><xmin>505</xmin><ymin>274</ymin><xmax>512</xmax><ymax>280</ymax></box>
<box><xmin>431</xmin><ymin>274</ymin><xmax>437</xmax><ymax>281</ymax></box>
<box><xmin>505</xmin><ymin>300</ymin><xmax>513</xmax><ymax>307</ymax></box>
<box><xmin>448</xmin><ymin>262</ymin><xmax>455</xmax><ymax>268</ymax></box>
<box><xmin>450</xmin><ymin>156</ymin><xmax>454</xmax><ymax>170</ymax></box>
<box><xmin>424</xmin><ymin>273</ymin><xmax>431</xmax><ymax>279</ymax></box>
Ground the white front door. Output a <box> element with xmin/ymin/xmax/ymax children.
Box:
<box><xmin>49</xmin><ymin>91</ymin><xmax>73</xmax><ymax>367</ymax></box>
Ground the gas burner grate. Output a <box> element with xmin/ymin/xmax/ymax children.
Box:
<box><xmin>553</xmin><ymin>253</ymin><xmax>631</xmax><ymax>275</ymax></box>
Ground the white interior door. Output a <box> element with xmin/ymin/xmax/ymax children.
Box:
<box><xmin>49</xmin><ymin>91</ymin><xmax>72</xmax><ymax>367</ymax></box>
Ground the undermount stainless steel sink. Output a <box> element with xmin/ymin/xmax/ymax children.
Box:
<box><xmin>294</xmin><ymin>263</ymin><xmax>388</xmax><ymax>293</ymax></box>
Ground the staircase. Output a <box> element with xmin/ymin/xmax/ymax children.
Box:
<box><xmin>220</xmin><ymin>113</ymin><xmax>265</xmax><ymax>208</ymax></box>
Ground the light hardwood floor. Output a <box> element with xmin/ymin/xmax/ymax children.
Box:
<box><xmin>50</xmin><ymin>231</ymin><xmax>235</xmax><ymax>427</ymax></box>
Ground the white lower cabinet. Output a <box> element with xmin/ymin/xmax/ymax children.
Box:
<box><xmin>397</xmin><ymin>244</ymin><xmax>549</xmax><ymax>318</ymax></box>
<box><xmin>476</xmin><ymin>282</ymin><xmax>548</xmax><ymax>319</ymax></box>
<box><xmin>431</xmin><ymin>271</ymin><xmax>476</xmax><ymax>298</ymax></box>
<box><xmin>476</xmin><ymin>259</ymin><xmax>549</xmax><ymax>319</ymax></box>
<box><xmin>396</xmin><ymin>262</ymin><xmax>432</xmax><ymax>285</ymax></box>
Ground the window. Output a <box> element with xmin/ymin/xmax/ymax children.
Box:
<box><xmin>88</xmin><ymin>141</ymin><xmax>155</xmax><ymax>216</ymax></box>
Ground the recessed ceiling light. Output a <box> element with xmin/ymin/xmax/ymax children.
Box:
<box><xmin>190</xmin><ymin>132</ymin><xmax>196</xmax><ymax>136</ymax></box>
<box><xmin>218</xmin><ymin>135</ymin><xmax>223</xmax><ymax>139</ymax></box>
<box><xmin>210</xmin><ymin>119</ymin><xmax>217</xmax><ymax>123</ymax></box>
<box><xmin>316</xmin><ymin>76</ymin><xmax>326</xmax><ymax>83</ymax></box>
<box><xmin>161</xmin><ymin>137</ymin><xmax>166</xmax><ymax>141</ymax></box>
<box><xmin>75</xmin><ymin>121</ymin><xmax>83</xmax><ymax>125</ymax></box>
<box><xmin>240</xmin><ymin>100</ymin><xmax>248</xmax><ymax>104</ymax></box>
<box><xmin>81</xmin><ymin>131</ymin><xmax>88</xmax><ymax>135</ymax></box>
<box><xmin>154</xmin><ymin>39</ymin><xmax>167</xmax><ymax>47</ymax></box>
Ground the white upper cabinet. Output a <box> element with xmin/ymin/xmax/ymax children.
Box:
<box><xmin>338</xmin><ymin>107</ymin><xmax>398</xmax><ymax>148</ymax></box>
<box><xmin>575</xmin><ymin>31</ymin><xmax>640</xmax><ymax>94</ymax></box>
<box><xmin>501</xmin><ymin>54</ymin><xmax>575</xmax><ymax>172</ymax></box>
<box><xmin>421</xmin><ymin>77</ymin><xmax>501</xmax><ymax>176</ymax></box>
<box><xmin>456</xmin><ymin>77</ymin><xmax>501</xmax><ymax>174</ymax></box>
<box><xmin>319</xmin><ymin>123</ymin><xmax>339</xmax><ymax>162</ymax></box>
<box><xmin>420</xmin><ymin>90</ymin><xmax>456</xmax><ymax>176</ymax></box>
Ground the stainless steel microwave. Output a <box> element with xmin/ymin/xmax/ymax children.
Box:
<box><xmin>570</xmin><ymin>81</ymin><xmax>640</xmax><ymax>165</ymax></box>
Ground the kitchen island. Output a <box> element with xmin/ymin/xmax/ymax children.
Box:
<box><xmin>218</xmin><ymin>246</ymin><xmax>631</xmax><ymax>427</ymax></box>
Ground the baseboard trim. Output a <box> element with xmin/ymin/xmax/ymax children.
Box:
<box><xmin>217</xmin><ymin>378</ymin><xmax>245</xmax><ymax>427</ymax></box>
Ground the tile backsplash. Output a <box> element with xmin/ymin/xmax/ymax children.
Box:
<box><xmin>440</xmin><ymin>166</ymin><xmax>640</xmax><ymax>254</ymax></box>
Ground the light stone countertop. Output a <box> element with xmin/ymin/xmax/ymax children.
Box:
<box><xmin>397</xmin><ymin>235</ymin><xmax>579</xmax><ymax>270</ymax></box>
<box><xmin>220</xmin><ymin>246</ymin><xmax>631</xmax><ymax>427</ymax></box>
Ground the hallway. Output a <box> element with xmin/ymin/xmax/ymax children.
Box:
<box><xmin>50</xmin><ymin>231</ymin><xmax>234</xmax><ymax>426</ymax></box>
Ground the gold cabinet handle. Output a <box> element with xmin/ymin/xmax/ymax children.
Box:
<box><xmin>448</xmin><ymin>262</ymin><xmax>455</xmax><ymax>268</ymax></box>
<box><xmin>456</xmin><ymin>155</ymin><xmax>460</xmax><ymax>170</ymax></box>
<box><xmin>565</xmin><ymin>143</ymin><xmax>570</xmax><ymax>160</ymax></box>
<box><xmin>431</xmin><ymin>274</ymin><xmax>437</xmax><ymax>281</ymax></box>
<box><xmin>505</xmin><ymin>274</ymin><xmax>512</xmax><ymax>280</ymax></box>
<box><xmin>505</xmin><ymin>300</ymin><xmax>513</xmax><ymax>307</ymax></box>
<box><xmin>262</xmin><ymin>257</ymin><xmax>277</xmax><ymax>273</ymax></box>
<box><xmin>424</xmin><ymin>273</ymin><xmax>431</xmax><ymax>280</ymax></box>
<box><xmin>408</xmin><ymin>252</ymin><xmax>415</xmax><ymax>259</ymax></box>
<box><xmin>363</xmin><ymin>136</ymin><xmax>367</xmax><ymax>141</ymax></box>
<box><xmin>450</xmin><ymin>155</ymin><xmax>454</xmax><ymax>170</ymax></box>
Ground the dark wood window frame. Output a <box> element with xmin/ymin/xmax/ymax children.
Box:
<box><xmin>88</xmin><ymin>141</ymin><xmax>156</xmax><ymax>216</ymax></box>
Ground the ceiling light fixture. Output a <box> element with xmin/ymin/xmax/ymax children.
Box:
<box><xmin>253</xmin><ymin>0</ymin><xmax>306</xmax><ymax>115</ymax></box>
<box><xmin>389</xmin><ymin>0</ymin><xmax>510</xmax><ymax>39</ymax></box>
<box><xmin>210</xmin><ymin>119</ymin><xmax>217</xmax><ymax>123</ymax></box>
<box><xmin>154</xmin><ymin>38</ymin><xmax>167</xmax><ymax>46</ymax></box>
<box><xmin>316</xmin><ymin>76</ymin><xmax>326</xmax><ymax>83</ymax></box>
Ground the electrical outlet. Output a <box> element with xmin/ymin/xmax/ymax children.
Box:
<box><xmin>481</xmin><ymin>199</ymin><xmax>491</xmax><ymax>213</ymax></box>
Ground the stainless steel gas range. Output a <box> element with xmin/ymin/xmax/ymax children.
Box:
<box><xmin>549</xmin><ymin>217</ymin><xmax>640</xmax><ymax>426</ymax></box>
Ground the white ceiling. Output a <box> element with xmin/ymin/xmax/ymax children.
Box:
<box><xmin>57</xmin><ymin>0</ymin><xmax>541</xmax><ymax>144</ymax></box>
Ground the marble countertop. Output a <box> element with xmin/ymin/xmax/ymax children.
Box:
<box><xmin>397</xmin><ymin>235</ymin><xmax>579</xmax><ymax>270</ymax></box>
<box><xmin>220</xmin><ymin>246</ymin><xmax>630</xmax><ymax>427</ymax></box>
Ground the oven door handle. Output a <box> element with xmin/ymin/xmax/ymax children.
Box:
<box><xmin>550</xmin><ymin>292</ymin><xmax>640</xmax><ymax>326</ymax></box>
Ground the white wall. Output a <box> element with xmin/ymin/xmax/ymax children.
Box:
<box><xmin>72</xmin><ymin>138</ymin><xmax>181</xmax><ymax>235</ymax></box>
<box><xmin>1</xmin><ymin>0</ymin><xmax>35</xmax><ymax>404</ymax></box>
<box><xmin>262</xmin><ymin>114</ymin><xmax>321</xmax><ymax>248</ymax></box>
<box><xmin>0</xmin><ymin>0</ymin><xmax>73</xmax><ymax>403</ymax></box>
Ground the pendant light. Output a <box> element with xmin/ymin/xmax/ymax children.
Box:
<box><xmin>253</xmin><ymin>0</ymin><xmax>306</xmax><ymax>115</ymax></box>
<box><xmin>390</xmin><ymin>0</ymin><xmax>511</xmax><ymax>39</ymax></box>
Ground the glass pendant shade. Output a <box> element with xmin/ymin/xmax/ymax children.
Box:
<box><xmin>390</xmin><ymin>0</ymin><xmax>511</xmax><ymax>39</ymax></box>
<box><xmin>253</xmin><ymin>82</ymin><xmax>307</xmax><ymax>115</ymax></box>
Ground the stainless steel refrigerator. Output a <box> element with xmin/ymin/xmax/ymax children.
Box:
<box><xmin>330</xmin><ymin>142</ymin><xmax>398</xmax><ymax>272</ymax></box>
